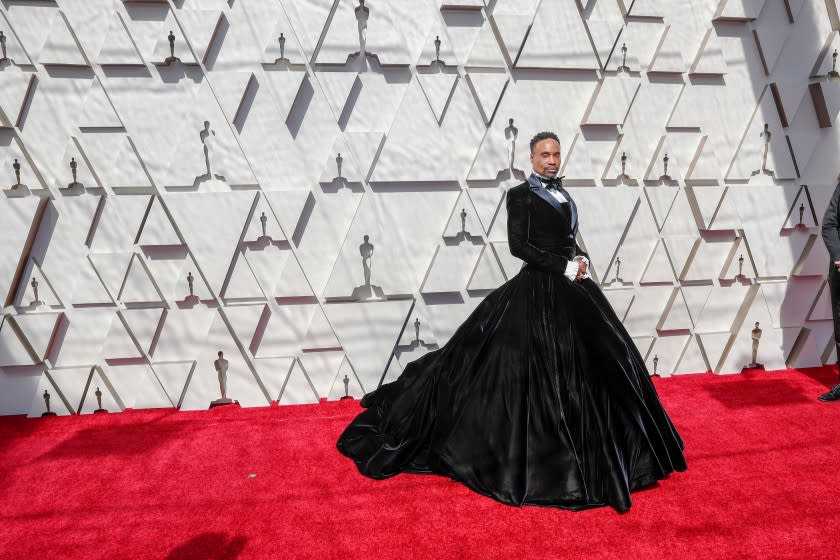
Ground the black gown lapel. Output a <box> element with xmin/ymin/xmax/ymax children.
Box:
<box><xmin>527</xmin><ymin>174</ymin><xmax>578</xmax><ymax>230</ymax></box>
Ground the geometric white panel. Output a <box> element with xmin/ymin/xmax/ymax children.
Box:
<box><xmin>151</xmin><ymin>306</ymin><xmax>216</xmax><ymax>362</ymax></box>
<box><xmin>421</xmin><ymin>243</ymin><xmax>483</xmax><ymax>293</ymax></box>
<box><xmin>79</xmin><ymin>369</ymin><xmax>122</xmax><ymax>414</ymax></box>
<box><xmin>693</xmin><ymin>284</ymin><xmax>752</xmax><ymax>334</ymax></box>
<box><xmin>623</xmin><ymin>285</ymin><xmax>674</xmax><ymax>336</ymax></box>
<box><xmin>137</xmin><ymin>197</ymin><xmax>182</xmax><ymax>246</ymax></box>
<box><xmin>119</xmin><ymin>255</ymin><xmax>164</xmax><ymax>304</ymax></box>
<box><xmin>278</xmin><ymin>360</ymin><xmax>319</xmax><ymax>405</ymax></box>
<box><xmin>106</xmin><ymin>364</ymin><xmax>174</xmax><ymax>410</ymax></box>
<box><xmin>0</xmin><ymin>366</ymin><xmax>53</xmax><ymax>417</ymax></box>
<box><xmin>252</xmin><ymin>357</ymin><xmax>296</xmax><ymax>402</ymax></box>
<box><xmin>718</xmin><ymin>298</ymin><xmax>792</xmax><ymax>374</ymax></box>
<box><xmin>729</xmin><ymin>185</ymin><xmax>811</xmax><ymax>278</ymax></box>
<box><xmin>646</xmin><ymin>334</ymin><xmax>689</xmax><ymax>377</ymax></box>
<box><xmin>25</xmin><ymin>370</ymin><xmax>73</xmax><ymax>417</ymax></box>
<box><xmin>759</xmin><ymin>278</ymin><xmax>823</xmax><ymax>328</ymax></box>
<box><xmin>327</xmin><ymin>355</ymin><xmax>365</xmax><ymax>400</ymax></box>
<box><xmin>672</xmin><ymin>335</ymin><xmax>710</xmax><ymax>375</ymax></box>
<box><xmin>48</xmin><ymin>366</ymin><xmax>93</xmax><ymax>414</ymax></box>
<box><xmin>467</xmin><ymin>245</ymin><xmax>507</xmax><ymax>291</ymax></box>
<box><xmin>515</xmin><ymin>0</ymin><xmax>599</xmax><ymax>70</ymax></box>
<box><xmin>101</xmin><ymin>315</ymin><xmax>142</xmax><ymax>360</ymax></box>
<box><xmin>151</xmin><ymin>362</ymin><xmax>195</xmax><ymax>408</ymax></box>
<box><xmin>49</xmin><ymin>311</ymin><xmax>116</xmax><ymax>368</ymax></box>
<box><xmin>0</xmin><ymin>317</ymin><xmax>36</xmax><ymax>366</ymax></box>
<box><xmin>0</xmin><ymin>197</ymin><xmax>41</xmax><ymax>303</ymax></box>
<box><xmin>323</xmin><ymin>299</ymin><xmax>412</xmax><ymax>392</ymax></box>
<box><xmin>1</xmin><ymin>0</ymin><xmax>839</xmax><ymax>417</ymax></box>
<box><xmin>300</xmin><ymin>350</ymin><xmax>346</xmax><ymax>398</ymax></box>
<box><xmin>324</xmin><ymin>190</ymin><xmax>459</xmax><ymax>299</ymax></box>
<box><xmin>165</xmin><ymin>192</ymin><xmax>257</xmax><ymax>295</ymax></box>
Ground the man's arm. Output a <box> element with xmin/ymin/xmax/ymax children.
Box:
<box><xmin>571</xmin><ymin>236</ymin><xmax>590</xmax><ymax>280</ymax></box>
<box><xmin>574</xmin><ymin>239</ymin><xmax>589</xmax><ymax>262</ymax></box>
<box><xmin>822</xmin><ymin>184</ymin><xmax>840</xmax><ymax>263</ymax></box>
<box><xmin>507</xmin><ymin>189</ymin><xmax>569</xmax><ymax>274</ymax></box>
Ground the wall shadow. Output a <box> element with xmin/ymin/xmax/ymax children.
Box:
<box><xmin>165</xmin><ymin>532</ymin><xmax>247</xmax><ymax>560</ymax></box>
<box><xmin>36</xmin><ymin>415</ymin><xmax>185</xmax><ymax>461</ymax></box>
<box><xmin>703</xmin><ymin>378</ymin><xmax>813</xmax><ymax>409</ymax></box>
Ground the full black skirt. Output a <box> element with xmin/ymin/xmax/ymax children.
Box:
<box><xmin>337</xmin><ymin>266</ymin><xmax>687</xmax><ymax>512</ymax></box>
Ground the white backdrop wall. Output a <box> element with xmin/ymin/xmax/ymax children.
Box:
<box><xmin>0</xmin><ymin>0</ymin><xmax>839</xmax><ymax>417</ymax></box>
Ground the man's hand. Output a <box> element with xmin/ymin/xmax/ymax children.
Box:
<box><xmin>575</xmin><ymin>257</ymin><xmax>587</xmax><ymax>281</ymax></box>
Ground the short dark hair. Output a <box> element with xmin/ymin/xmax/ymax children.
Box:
<box><xmin>529</xmin><ymin>131</ymin><xmax>560</xmax><ymax>154</ymax></box>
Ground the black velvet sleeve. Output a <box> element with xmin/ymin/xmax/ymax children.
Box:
<box><xmin>506</xmin><ymin>188</ymin><xmax>569</xmax><ymax>274</ymax></box>
<box><xmin>574</xmin><ymin>240</ymin><xmax>589</xmax><ymax>262</ymax></box>
<box><xmin>822</xmin><ymin>184</ymin><xmax>840</xmax><ymax>263</ymax></box>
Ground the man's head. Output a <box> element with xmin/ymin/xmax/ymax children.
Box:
<box><xmin>529</xmin><ymin>132</ymin><xmax>561</xmax><ymax>177</ymax></box>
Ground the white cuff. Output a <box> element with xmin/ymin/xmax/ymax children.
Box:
<box><xmin>570</xmin><ymin>256</ymin><xmax>591</xmax><ymax>280</ymax></box>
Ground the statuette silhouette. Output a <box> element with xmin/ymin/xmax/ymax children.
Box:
<box><xmin>167</xmin><ymin>30</ymin><xmax>176</xmax><ymax>61</ymax></box>
<box><xmin>260</xmin><ymin>212</ymin><xmax>268</xmax><ymax>237</ymax></box>
<box><xmin>216</xmin><ymin>351</ymin><xmax>228</xmax><ymax>398</ymax></box>
<box><xmin>738</xmin><ymin>253</ymin><xmax>744</xmax><ymax>277</ymax></box>
<box><xmin>661</xmin><ymin>153</ymin><xmax>670</xmax><ymax>180</ymax></box>
<box><xmin>69</xmin><ymin>157</ymin><xmax>78</xmax><ymax>187</ymax></box>
<box><xmin>360</xmin><ymin>235</ymin><xmax>373</xmax><ymax>286</ymax></box>
<box><xmin>212</xmin><ymin>351</ymin><xmax>233</xmax><ymax>407</ymax></box>
<box><xmin>414</xmin><ymin>317</ymin><xmax>421</xmax><ymax>342</ymax></box>
<box><xmin>187</xmin><ymin>271</ymin><xmax>194</xmax><ymax>297</ymax></box>
<box><xmin>752</xmin><ymin>123</ymin><xmax>773</xmax><ymax>177</ymax></box>
<box><xmin>93</xmin><ymin>386</ymin><xmax>107</xmax><ymax>413</ymax></box>
<box><xmin>336</xmin><ymin>152</ymin><xmax>343</xmax><ymax>179</ymax></box>
<box><xmin>460</xmin><ymin>208</ymin><xmax>467</xmax><ymax>233</ymax></box>
<box><xmin>748</xmin><ymin>321</ymin><xmax>762</xmax><ymax>368</ymax></box>
<box><xmin>198</xmin><ymin>121</ymin><xmax>225</xmax><ymax>183</ymax></box>
<box><xmin>652</xmin><ymin>354</ymin><xmax>659</xmax><ymax>375</ymax></box>
<box><xmin>350</xmin><ymin>234</ymin><xmax>384</xmax><ymax>300</ymax></box>
<box><xmin>760</xmin><ymin>124</ymin><xmax>770</xmax><ymax>169</ymax></box>
<box><xmin>434</xmin><ymin>35</ymin><xmax>441</xmax><ymax>63</ymax></box>
<box><xmin>798</xmin><ymin>202</ymin><xmax>805</xmax><ymax>227</ymax></box>
<box><xmin>829</xmin><ymin>49</ymin><xmax>840</xmax><ymax>80</ymax></box>
<box><xmin>30</xmin><ymin>276</ymin><xmax>42</xmax><ymax>306</ymax></box>
<box><xmin>42</xmin><ymin>389</ymin><xmax>56</xmax><ymax>417</ymax></box>
<box><xmin>621</xmin><ymin>152</ymin><xmax>627</xmax><ymax>176</ymax></box>
<box><xmin>341</xmin><ymin>374</ymin><xmax>352</xmax><ymax>400</ymax></box>
<box><xmin>0</xmin><ymin>30</ymin><xmax>6</xmax><ymax>61</ymax></box>
<box><xmin>12</xmin><ymin>158</ymin><xmax>21</xmax><ymax>187</ymax></box>
<box><xmin>614</xmin><ymin>256</ymin><xmax>622</xmax><ymax>282</ymax></box>
<box><xmin>279</xmin><ymin>33</ymin><xmax>286</xmax><ymax>60</ymax></box>
<box><xmin>618</xmin><ymin>42</ymin><xmax>630</xmax><ymax>73</ymax></box>
<box><xmin>355</xmin><ymin>0</ymin><xmax>369</xmax><ymax>54</ymax></box>
<box><xmin>505</xmin><ymin>118</ymin><xmax>518</xmax><ymax>171</ymax></box>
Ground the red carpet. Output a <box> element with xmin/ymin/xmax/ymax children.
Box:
<box><xmin>2</xmin><ymin>366</ymin><xmax>840</xmax><ymax>560</ymax></box>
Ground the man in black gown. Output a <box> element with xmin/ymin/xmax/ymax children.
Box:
<box><xmin>337</xmin><ymin>132</ymin><xmax>686</xmax><ymax>512</ymax></box>
<box><xmin>819</xmin><ymin>181</ymin><xmax>840</xmax><ymax>402</ymax></box>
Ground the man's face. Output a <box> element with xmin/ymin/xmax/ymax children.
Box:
<box><xmin>530</xmin><ymin>138</ymin><xmax>561</xmax><ymax>177</ymax></box>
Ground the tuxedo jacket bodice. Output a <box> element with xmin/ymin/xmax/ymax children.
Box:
<box><xmin>506</xmin><ymin>181</ymin><xmax>588</xmax><ymax>275</ymax></box>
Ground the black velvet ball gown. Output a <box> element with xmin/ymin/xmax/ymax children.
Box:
<box><xmin>337</xmin><ymin>177</ymin><xmax>687</xmax><ymax>512</ymax></box>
